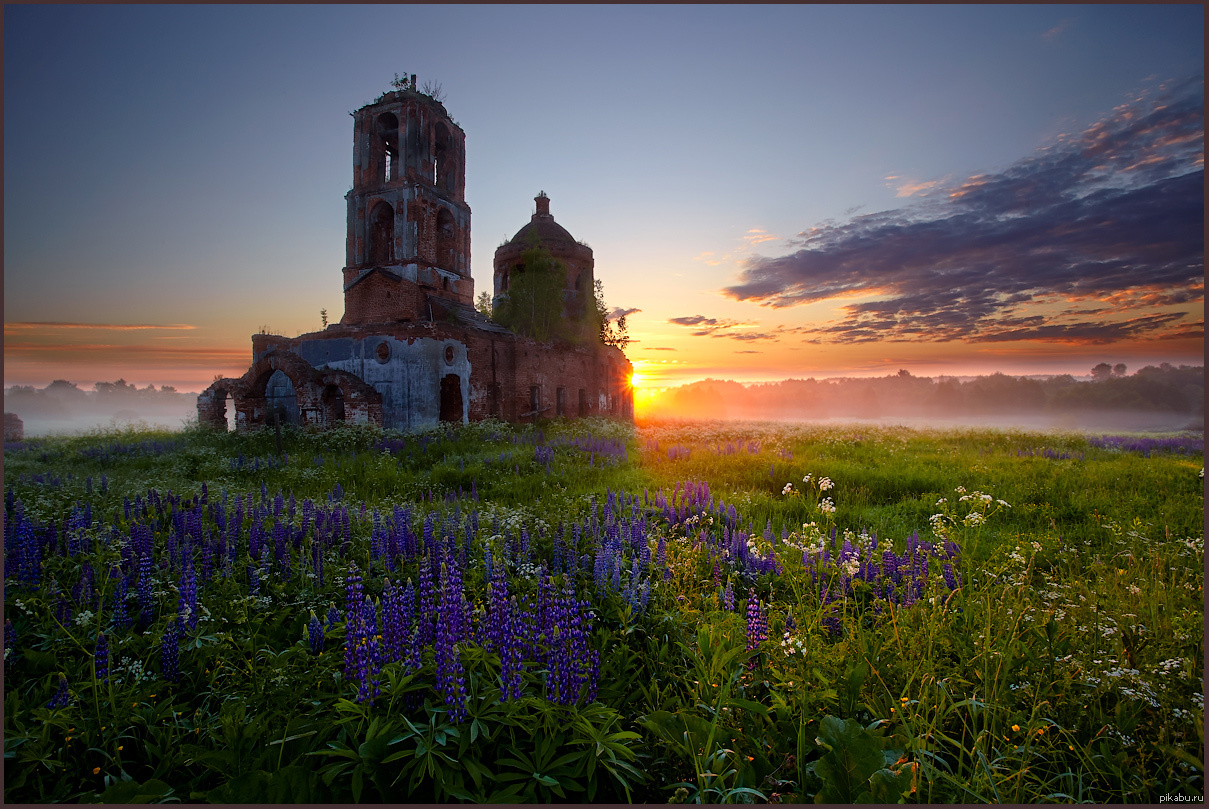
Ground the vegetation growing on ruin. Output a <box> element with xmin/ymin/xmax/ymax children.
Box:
<box><xmin>3</xmin><ymin>418</ymin><xmax>1203</xmax><ymax>802</ymax></box>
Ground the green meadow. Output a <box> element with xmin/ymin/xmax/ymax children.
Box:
<box><xmin>3</xmin><ymin>418</ymin><xmax>1203</xmax><ymax>803</ymax></box>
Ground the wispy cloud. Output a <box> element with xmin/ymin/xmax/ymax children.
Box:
<box><xmin>5</xmin><ymin>322</ymin><xmax>198</xmax><ymax>333</ymax></box>
<box><xmin>723</xmin><ymin>77</ymin><xmax>1204</xmax><ymax>346</ymax></box>
<box><xmin>1042</xmin><ymin>18</ymin><xmax>1072</xmax><ymax>41</ymax></box>
<box><xmin>886</xmin><ymin>175</ymin><xmax>947</xmax><ymax>198</ymax></box>
<box><xmin>608</xmin><ymin>307</ymin><xmax>641</xmax><ymax>320</ymax></box>
<box><xmin>744</xmin><ymin>228</ymin><xmax>780</xmax><ymax>245</ymax></box>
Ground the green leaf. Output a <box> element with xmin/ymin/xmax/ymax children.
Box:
<box><xmin>812</xmin><ymin>716</ymin><xmax>885</xmax><ymax>804</ymax></box>
<box><xmin>867</xmin><ymin>767</ymin><xmax>913</xmax><ymax>804</ymax></box>
<box><xmin>97</xmin><ymin>778</ymin><xmax>174</xmax><ymax>804</ymax></box>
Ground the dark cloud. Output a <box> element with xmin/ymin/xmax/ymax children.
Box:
<box><xmin>669</xmin><ymin>315</ymin><xmax>717</xmax><ymax>327</ymax></box>
<box><xmin>723</xmin><ymin>77</ymin><xmax>1205</xmax><ymax>345</ymax></box>
<box><xmin>669</xmin><ymin>315</ymin><xmax>784</xmax><ymax>342</ymax></box>
<box><xmin>608</xmin><ymin>307</ymin><xmax>641</xmax><ymax>320</ymax></box>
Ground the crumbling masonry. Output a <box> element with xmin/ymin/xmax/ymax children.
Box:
<box><xmin>199</xmin><ymin>79</ymin><xmax>633</xmax><ymax>431</ymax></box>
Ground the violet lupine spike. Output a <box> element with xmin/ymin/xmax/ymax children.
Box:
<box><xmin>435</xmin><ymin>561</ymin><xmax>468</xmax><ymax>723</ymax></box>
<box><xmin>161</xmin><ymin>617</ymin><xmax>182</xmax><ymax>682</ymax></box>
<box><xmin>95</xmin><ymin>632</ymin><xmax>109</xmax><ymax>683</ymax></box>
<box><xmin>138</xmin><ymin>553</ymin><xmax>155</xmax><ymax>628</ymax></box>
<box><xmin>343</xmin><ymin>565</ymin><xmax>364</xmax><ymax>681</ymax></box>
<box><xmin>47</xmin><ymin>673</ymin><xmax>71</xmax><ymax>709</ymax></box>
<box><xmin>308</xmin><ymin>610</ymin><xmax>325</xmax><ymax>654</ymax></box>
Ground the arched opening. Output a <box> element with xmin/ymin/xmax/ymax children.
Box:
<box><xmin>322</xmin><ymin>384</ymin><xmax>345</xmax><ymax>426</ymax></box>
<box><xmin>376</xmin><ymin>112</ymin><xmax>399</xmax><ymax>183</ymax></box>
<box><xmin>265</xmin><ymin>370</ymin><xmax>300</xmax><ymax>425</ymax></box>
<box><xmin>223</xmin><ymin>391</ymin><xmax>236</xmax><ymax>432</ymax></box>
<box><xmin>436</xmin><ymin>207</ymin><xmax>456</xmax><ymax>271</ymax></box>
<box><xmin>439</xmin><ymin>374</ymin><xmax>462</xmax><ymax>423</ymax></box>
<box><xmin>369</xmin><ymin>202</ymin><xmax>394</xmax><ymax>265</ymax></box>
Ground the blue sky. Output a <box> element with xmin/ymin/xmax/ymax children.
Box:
<box><xmin>4</xmin><ymin>4</ymin><xmax>1203</xmax><ymax>392</ymax></box>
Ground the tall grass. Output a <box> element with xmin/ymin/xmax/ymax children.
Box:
<box><xmin>3</xmin><ymin>417</ymin><xmax>1202</xmax><ymax>802</ymax></box>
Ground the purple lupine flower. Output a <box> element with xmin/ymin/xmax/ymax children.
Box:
<box><xmin>161</xmin><ymin>617</ymin><xmax>181</xmax><ymax>682</ymax></box>
<box><xmin>95</xmin><ymin>632</ymin><xmax>109</xmax><ymax>683</ymax></box>
<box><xmin>381</xmin><ymin>579</ymin><xmax>404</xmax><ymax>663</ymax></box>
<box><xmin>138</xmin><ymin>553</ymin><xmax>155</xmax><ymax>628</ymax></box>
<box><xmin>416</xmin><ymin>555</ymin><xmax>435</xmax><ymax>647</ymax></box>
<box><xmin>712</xmin><ymin>559</ymin><xmax>721</xmax><ymax>588</ymax></box>
<box><xmin>47</xmin><ymin>673</ymin><xmax>71</xmax><ymax>709</ymax></box>
<box><xmin>943</xmin><ymin>563</ymin><xmax>961</xmax><ymax>591</ymax></box>
<box><xmin>326</xmin><ymin>604</ymin><xmax>340</xmax><ymax>630</ymax></box>
<box><xmin>308</xmin><ymin>610</ymin><xmax>325</xmax><ymax>654</ymax></box>
<box><xmin>434</xmin><ymin>561</ymin><xmax>468</xmax><ymax>722</ymax></box>
<box><xmin>343</xmin><ymin>565</ymin><xmax>364</xmax><ymax>681</ymax></box>
<box><xmin>111</xmin><ymin>575</ymin><xmax>131</xmax><ymax>630</ymax></box>
<box><xmin>745</xmin><ymin>590</ymin><xmax>767</xmax><ymax>668</ymax></box>
<box><xmin>178</xmin><ymin>563</ymin><xmax>198</xmax><ymax>631</ymax></box>
<box><xmin>723</xmin><ymin>579</ymin><xmax>735</xmax><ymax>612</ymax></box>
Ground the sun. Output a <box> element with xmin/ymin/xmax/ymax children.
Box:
<box><xmin>630</xmin><ymin>371</ymin><xmax>642</xmax><ymax>388</ymax></box>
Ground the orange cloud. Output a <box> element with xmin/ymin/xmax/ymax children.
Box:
<box><xmin>4</xmin><ymin>322</ymin><xmax>198</xmax><ymax>333</ymax></box>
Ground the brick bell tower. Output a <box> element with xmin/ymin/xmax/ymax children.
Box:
<box><xmin>341</xmin><ymin>76</ymin><xmax>473</xmax><ymax>325</ymax></box>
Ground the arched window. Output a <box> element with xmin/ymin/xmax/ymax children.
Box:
<box><xmin>369</xmin><ymin>202</ymin><xmax>394</xmax><ymax>264</ymax></box>
<box><xmin>376</xmin><ymin>113</ymin><xmax>399</xmax><ymax>183</ymax></box>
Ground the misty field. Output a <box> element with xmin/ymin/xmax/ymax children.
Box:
<box><xmin>3</xmin><ymin>418</ymin><xmax>1203</xmax><ymax>803</ymax></box>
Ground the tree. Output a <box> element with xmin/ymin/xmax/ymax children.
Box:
<box><xmin>474</xmin><ymin>291</ymin><xmax>493</xmax><ymax>319</ymax></box>
<box><xmin>1113</xmin><ymin>363</ymin><xmax>1127</xmax><ymax>377</ymax></box>
<box><xmin>594</xmin><ymin>280</ymin><xmax>630</xmax><ymax>349</ymax></box>
<box><xmin>1091</xmin><ymin>362</ymin><xmax>1113</xmax><ymax>381</ymax></box>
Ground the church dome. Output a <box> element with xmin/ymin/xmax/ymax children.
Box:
<box><xmin>505</xmin><ymin>192</ymin><xmax>585</xmax><ymax>249</ymax></box>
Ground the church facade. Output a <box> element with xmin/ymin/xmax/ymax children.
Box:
<box><xmin>197</xmin><ymin>78</ymin><xmax>633</xmax><ymax>431</ymax></box>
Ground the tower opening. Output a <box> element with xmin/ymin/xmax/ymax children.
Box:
<box><xmin>376</xmin><ymin>112</ymin><xmax>399</xmax><ymax>184</ymax></box>
<box><xmin>369</xmin><ymin>202</ymin><xmax>394</xmax><ymax>265</ymax></box>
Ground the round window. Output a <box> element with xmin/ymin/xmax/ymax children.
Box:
<box><xmin>444</xmin><ymin>346</ymin><xmax>455</xmax><ymax>365</ymax></box>
<box><xmin>375</xmin><ymin>341</ymin><xmax>391</xmax><ymax>363</ymax></box>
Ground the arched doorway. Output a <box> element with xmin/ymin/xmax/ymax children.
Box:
<box><xmin>439</xmin><ymin>374</ymin><xmax>462</xmax><ymax>423</ymax></box>
<box><xmin>322</xmin><ymin>384</ymin><xmax>345</xmax><ymax>426</ymax></box>
<box><xmin>223</xmin><ymin>392</ymin><xmax>236</xmax><ymax>432</ymax></box>
<box><xmin>265</xmin><ymin>370</ymin><xmax>300</xmax><ymax>425</ymax></box>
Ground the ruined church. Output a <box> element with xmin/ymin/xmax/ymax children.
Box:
<box><xmin>198</xmin><ymin>79</ymin><xmax>633</xmax><ymax>431</ymax></box>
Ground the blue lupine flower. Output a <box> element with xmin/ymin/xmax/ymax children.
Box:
<box><xmin>308</xmin><ymin>610</ymin><xmax>325</xmax><ymax>654</ymax></box>
<box><xmin>161</xmin><ymin>617</ymin><xmax>181</xmax><ymax>682</ymax></box>
<box><xmin>47</xmin><ymin>673</ymin><xmax>71</xmax><ymax>709</ymax></box>
<box><xmin>95</xmin><ymin>632</ymin><xmax>109</xmax><ymax>683</ymax></box>
<box><xmin>943</xmin><ymin>562</ymin><xmax>961</xmax><ymax>591</ymax></box>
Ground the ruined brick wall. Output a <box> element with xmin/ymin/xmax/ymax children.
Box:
<box><xmin>463</xmin><ymin>332</ymin><xmax>632</xmax><ymax>423</ymax></box>
<box><xmin>341</xmin><ymin>272</ymin><xmax>428</xmax><ymax>325</ymax></box>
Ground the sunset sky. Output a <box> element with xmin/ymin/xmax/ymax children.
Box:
<box><xmin>4</xmin><ymin>5</ymin><xmax>1204</xmax><ymax>395</ymax></box>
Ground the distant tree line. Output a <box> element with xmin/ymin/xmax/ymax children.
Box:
<box><xmin>644</xmin><ymin>364</ymin><xmax>1204</xmax><ymax>422</ymax></box>
<box><xmin>3</xmin><ymin>379</ymin><xmax>193</xmax><ymax>422</ymax></box>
